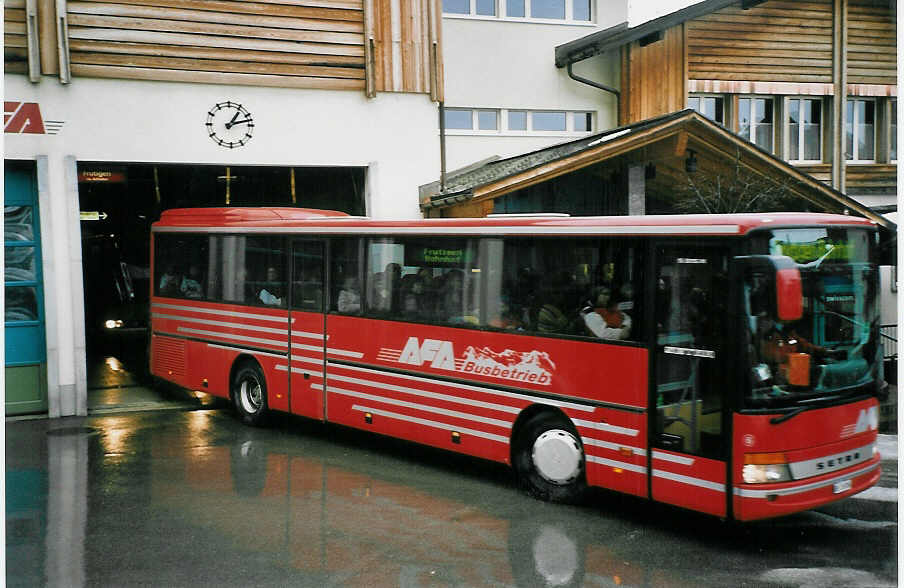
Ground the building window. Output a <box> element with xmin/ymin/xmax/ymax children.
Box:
<box><xmin>738</xmin><ymin>97</ymin><xmax>773</xmax><ymax>152</ymax></box>
<box><xmin>890</xmin><ymin>100</ymin><xmax>897</xmax><ymax>162</ymax></box>
<box><xmin>788</xmin><ymin>98</ymin><xmax>822</xmax><ymax>163</ymax></box>
<box><xmin>445</xmin><ymin>108</ymin><xmax>593</xmax><ymax>134</ymax></box>
<box><xmin>688</xmin><ymin>95</ymin><xmax>725</xmax><ymax>126</ymax></box>
<box><xmin>444</xmin><ymin>108</ymin><xmax>474</xmax><ymax>129</ymax></box>
<box><xmin>846</xmin><ymin>98</ymin><xmax>875</xmax><ymax>162</ymax></box>
<box><xmin>447</xmin><ymin>0</ymin><xmax>590</xmax><ymax>21</ymax></box>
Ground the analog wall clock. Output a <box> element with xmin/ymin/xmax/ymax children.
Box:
<box><xmin>206</xmin><ymin>101</ymin><xmax>254</xmax><ymax>148</ymax></box>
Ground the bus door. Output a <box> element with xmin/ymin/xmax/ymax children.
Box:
<box><xmin>288</xmin><ymin>239</ymin><xmax>327</xmax><ymax>420</ymax></box>
<box><xmin>651</xmin><ymin>243</ymin><xmax>731</xmax><ymax>517</ymax></box>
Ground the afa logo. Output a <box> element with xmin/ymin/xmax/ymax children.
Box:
<box><xmin>4</xmin><ymin>102</ymin><xmax>64</xmax><ymax>135</ymax></box>
<box><xmin>840</xmin><ymin>406</ymin><xmax>879</xmax><ymax>438</ymax></box>
<box><xmin>387</xmin><ymin>336</ymin><xmax>555</xmax><ymax>386</ymax></box>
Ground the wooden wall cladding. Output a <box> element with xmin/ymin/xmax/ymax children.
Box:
<box><xmin>365</xmin><ymin>0</ymin><xmax>443</xmax><ymax>99</ymax></box>
<box><xmin>687</xmin><ymin>0</ymin><xmax>834</xmax><ymax>83</ymax></box>
<box><xmin>847</xmin><ymin>0</ymin><xmax>896</xmax><ymax>86</ymax></box>
<box><xmin>846</xmin><ymin>164</ymin><xmax>897</xmax><ymax>194</ymax></box>
<box><xmin>4</xmin><ymin>0</ymin><xmax>442</xmax><ymax>95</ymax></box>
<box><xmin>4</xmin><ymin>0</ymin><xmax>29</xmax><ymax>73</ymax></box>
<box><xmin>622</xmin><ymin>24</ymin><xmax>686</xmax><ymax>124</ymax></box>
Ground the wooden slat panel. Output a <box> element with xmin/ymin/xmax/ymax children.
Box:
<box><xmin>3</xmin><ymin>0</ymin><xmax>372</xmax><ymax>89</ymax></box>
<box><xmin>70</xmin><ymin>51</ymin><xmax>365</xmax><ymax>78</ymax></box>
<box><xmin>69</xmin><ymin>39</ymin><xmax>362</xmax><ymax>65</ymax></box>
<box><xmin>67</xmin><ymin>14</ymin><xmax>363</xmax><ymax>44</ymax></box>
<box><xmin>70</xmin><ymin>63</ymin><xmax>365</xmax><ymax>88</ymax></box>
<box><xmin>626</xmin><ymin>23</ymin><xmax>684</xmax><ymax>123</ymax></box>
<box><xmin>67</xmin><ymin>2</ymin><xmax>364</xmax><ymax>33</ymax></box>
<box><xmin>687</xmin><ymin>0</ymin><xmax>833</xmax><ymax>84</ymax></box>
<box><xmin>68</xmin><ymin>27</ymin><xmax>364</xmax><ymax>56</ymax></box>
<box><xmin>846</xmin><ymin>0</ymin><xmax>896</xmax><ymax>86</ymax></box>
<box><xmin>79</xmin><ymin>0</ymin><xmax>363</xmax><ymax>21</ymax></box>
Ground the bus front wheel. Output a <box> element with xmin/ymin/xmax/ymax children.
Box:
<box><xmin>513</xmin><ymin>412</ymin><xmax>586</xmax><ymax>503</ymax></box>
<box><xmin>232</xmin><ymin>363</ymin><xmax>268</xmax><ymax>426</ymax></box>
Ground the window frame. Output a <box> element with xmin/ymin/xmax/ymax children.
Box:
<box><xmin>687</xmin><ymin>94</ymin><xmax>726</xmax><ymax>127</ymax></box>
<box><xmin>737</xmin><ymin>96</ymin><xmax>774</xmax><ymax>153</ymax></box>
<box><xmin>845</xmin><ymin>97</ymin><xmax>877</xmax><ymax>163</ymax></box>
<box><xmin>443</xmin><ymin>0</ymin><xmax>593</xmax><ymax>23</ymax></box>
<box><xmin>785</xmin><ymin>96</ymin><xmax>824</xmax><ymax>164</ymax></box>
<box><xmin>444</xmin><ymin>108</ymin><xmax>594</xmax><ymax>136</ymax></box>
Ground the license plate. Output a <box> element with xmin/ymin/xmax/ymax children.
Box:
<box><xmin>833</xmin><ymin>479</ymin><xmax>852</xmax><ymax>494</ymax></box>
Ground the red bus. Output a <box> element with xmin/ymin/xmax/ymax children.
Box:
<box><xmin>150</xmin><ymin>208</ymin><xmax>884</xmax><ymax>521</ymax></box>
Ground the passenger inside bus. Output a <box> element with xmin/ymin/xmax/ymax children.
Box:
<box><xmin>258</xmin><ymin>266</ymin><xmax>283</xmax><ymax>306</ymax></box>
<box><xmin>158</xmin><ymin>263</ymin><xmax>180</xmax><ymax>297</ymax></box>
<box><xmin>337</xmin><ymin>277</ymin><xmax>361</xmax><ymax>313</ymax></box>
<box><xmin>581</xmin><ymin>284</ymin><xmax>632</xmax><ymax>340</ymax></box>
<box><xmin>180</xmin><ymin>264</ymin><xmax>204</xmax><ymax>299</ymax></box>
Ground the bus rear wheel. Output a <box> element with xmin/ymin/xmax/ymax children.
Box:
<box><xmin>232</xmin><ymin>363</ymin><xmax>268</xmax><ymax>426</ymax></box>
<box><xmin>514</xmin><ymin>412</ymin><xmax>586</xmax><ymax>503</ymax></box>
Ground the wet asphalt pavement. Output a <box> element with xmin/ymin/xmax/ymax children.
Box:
<box><xmin>6</xmin><ymin>403</ymin><xmax>898</xmax><ymax>588</ymax></box>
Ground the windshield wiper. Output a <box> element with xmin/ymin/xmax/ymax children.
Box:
<box><xmin>799</xmin><ymin>244</ymin><xmax>835</xmax><ymax>270</ymax></box>
<box><xmin>769</xmin><ymin>395</ymin><xmax>842</xmax><ymax>425</ymax></box>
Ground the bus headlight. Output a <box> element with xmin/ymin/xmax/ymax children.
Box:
<box><xmin>743</xmin><ymin>452</ymin><xmax>792</xmax><ymax>484</ymax></box>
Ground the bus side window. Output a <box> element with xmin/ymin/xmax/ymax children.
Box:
<box><xmin>331</xmin><ymin>238</ymin><xmax>362</xmax><ymax>315</ymax></box>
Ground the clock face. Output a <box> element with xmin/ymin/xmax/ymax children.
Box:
<box><xmin>206</xmin><ymin>101</ymin><xmax>254</xmax><ymax>148</ymax></box>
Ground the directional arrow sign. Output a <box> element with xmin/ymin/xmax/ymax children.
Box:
<box><xmin>80</xmin><ymin>211</ymin><xmax>108</xmax><ymax>221</ymax></box>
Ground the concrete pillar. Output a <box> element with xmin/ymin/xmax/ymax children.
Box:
<box><xmin>37</xmin><ymin>154</ymin><xmax>87</xmax><ymax>417</ymax></box>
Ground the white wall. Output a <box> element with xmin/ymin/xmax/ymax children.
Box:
<box><xmin>627</xmin><ymin>0</ymin><xmax>702</xmax><ymax>26</ymax></box>
<box><xmin>441</xmin><ymin>3</ymin><xmax>624</xmax><ymax>171</ymax></box>
<box><xmin>5</xmin><ymin>76</ymin><xmax>440</xmax><ymax>219</ymax></box>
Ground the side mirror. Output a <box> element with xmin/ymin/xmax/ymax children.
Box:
<box><xmin>735</xmin><ymin>255</ymin><xmax>803</xmax><ymax>322</ymax></box>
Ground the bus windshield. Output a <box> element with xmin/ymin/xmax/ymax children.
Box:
<box><xmin>744</xmin><ymin>227</ymin><xmax>879</xmax><ymax>408</ymax></box>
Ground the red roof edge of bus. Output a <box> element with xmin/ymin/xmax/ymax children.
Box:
<box><xmin>158</xmin><ymin>207</ymin><xmax>350</xmax><ymax>224</ymax></box>
<box><xmin>153</xmin><ymin>208</ymin><xmax>876</xmax><ymax>235</ymax></box>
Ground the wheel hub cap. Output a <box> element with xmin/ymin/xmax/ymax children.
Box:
<box><xmin>532</xmin><ymin>429</ymin><xmax>582</xmax><ymax>484</ymax></box>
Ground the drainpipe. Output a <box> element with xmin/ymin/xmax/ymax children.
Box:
<box><xmin>438</xmin><ymin>101</ymin><xmax>447</xmax><ymax>193</ymax></box>
<box><xmin>567</xmin><ymin>63</ymin><xmax>620</xmax><ymax>124</ymax></box>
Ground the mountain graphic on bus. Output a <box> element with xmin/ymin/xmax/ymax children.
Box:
<box><xmin>462</xmin><ymin>346</ymin><xmax>556</xmax><ymax>377</ymax></box>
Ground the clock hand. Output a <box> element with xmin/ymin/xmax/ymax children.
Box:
<box><xmin>225</xmin><ymin>109</ymin><xmax>241</xmax><ymax>129</ymax></box>
<box><xmin>228</xmin><ymin>118</ymin><xmax>254</xmax><ymax>127</ymax></box>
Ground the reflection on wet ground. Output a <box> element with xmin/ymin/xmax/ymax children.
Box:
<box><xmin>7</xmin><ymin>408</ymin><xmax>898</xmax><ymax>587</ymax></box>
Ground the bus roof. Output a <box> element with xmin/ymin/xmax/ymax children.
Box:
<box><xmin>154</xmin><ymin>208</ymin><xmax>877</xmax><ymax>237</ymax></box>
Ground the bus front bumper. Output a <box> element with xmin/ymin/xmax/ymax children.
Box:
<box><xmin>732</xmin><ymin>456</ymin><xmax>881</xmax><ymax>521</ymax></box>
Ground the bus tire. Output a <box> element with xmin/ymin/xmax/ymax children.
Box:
<box><xmin>513</xmin><ymin>412</ymin><xmax>586</xmax><ymax>503</ymax></box>
<box><xmin>232</xmin><ymin>362</ymin><xmax>268</xmax><ymax>426</ymax></box>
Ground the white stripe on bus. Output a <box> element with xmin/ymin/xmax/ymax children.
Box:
<box><xmin>652</xmin><ymin>450</ymin><xmax>696</xmax><ymax>466</ymax></box>
<box><xmin>350</xmin><ymin>404</ymin><xmax>509</xmax><ymax>443</ymax></box>
<box><xmin>177</xmin><ymin>327</ymin><xmax>287</xmax><ymax>349</ymax></box>
<box><xmin>153</xmin><ymin>313</ymin><xmax>288</xmax><ymax>335</ymax></box>
<box><xmin>329</xmin><ymin>362</ymin><xmax>598</xmax><ymax>412</ymax></box>
<box><xmin>152</xmin><ymin>302</ymin><xmax>288</xmax><ymax>324</ymax></box>
<box><xmin>292</xmin><ymin>342</ymin><xmax>364</xmax><ymax>359</ymax></box>
<box><xmin>572</xmin><ymin>418</ymin><xmax>640</xmax><ymax>437</ymax></box>
<box><xmin>206</xmin><ymin>343</ymin><xmax>286</xmax><ymax>359</ymax></box>
<box><xmin>276</xmin><ymin>365</ymin><xmax>321</xmax><ymax>377</ymax></box>
<box><xmin>652</xmin><ymin>469</ymin><xmax>726</xmax><ymax>493</ymax></box>
<box><xmin>321</xmin><ymin>385</ymin><xmax>512</xmax><ymax>429</ymax></box>
<box><xmin>733</xmin><ymin>461</ymin><xmax>879</xmax><ymax>499</ymax></box>
<box><xmin>326</xmin><ymin>372</ymin><xmax>520</xmax><ymax>414</ymax></box>
<box><xmin>290</xmin><ymin>330</ymin><xmax>326</xmax><ymax>341</ymax></box>
<box><xmin>154</xmin><ymin>224</ymin><xmax>742</xmax><ymax>236</ymax></box>
<box><xmin>583</xmin><ymin>437</ymin><xmax>646</xmax><ymax>457</ymax></box>
<box><xmin>290</xmin><ymin>355</ymin><xmax>324</xmax><ymax>367</ymax></box>
<box><xmin>586</xmin><ymin>455</ymin><xmax>647</xmax><ymax>474</ymax></box>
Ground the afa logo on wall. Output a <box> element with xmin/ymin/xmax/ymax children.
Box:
<box><xmin>4</xmin><ymin>102</ymin><xmax>64</xmax><ymax>134</ymax></box>
<box><xmin>380</xmin><ymin>336</ymin><xmax>556</xmax><ymax>386</ymax></box>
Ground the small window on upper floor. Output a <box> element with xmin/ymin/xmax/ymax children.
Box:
<box><xmin>448</xmin><ymin>0</ymin><xmax>590</xmax><ymax>21</ymax></box>
<box><xmin>738</xmin><ymin>97</ymin><xmax>773</xmax><ymax>153</ymax></box>
<box><xmin>846</xmin><ymin>98</ymin><xmax>876</xmax><ymax>162</ymax></box>
<box><xmin>445</xmin><ymin>108</ymin><xmax>593</xmax><ymax>134</ymax></box>
<box><xmin>688</xmin><ymin>95</ymin><xmax>725</xmax><ymax>127</ymax></box>
<box><xmin>890</xmin><ymin>99</ymin><xmax>897</xmax><ymax>163</ymax></box>
<box><xmin>787</xmin><ymin>98</ymin><xmax>823</xmax><ymax>163</ymax></box>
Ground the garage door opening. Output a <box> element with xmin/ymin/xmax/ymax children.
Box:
<box><xmin>77</xmin><ymin>162</ymin><xmax>366</xmax><ymax>408</ymax></box>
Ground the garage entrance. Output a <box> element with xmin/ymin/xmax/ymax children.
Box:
<box><xmin>77</xmin><ymin>163</ymin><xmax>366</xmax><ymax>409</ymax></box>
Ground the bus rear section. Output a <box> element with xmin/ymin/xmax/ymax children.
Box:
<box><xmin>149</xmin><ymin>210</ymin><xmax>884</xmax><ymax>522</ymax></box>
